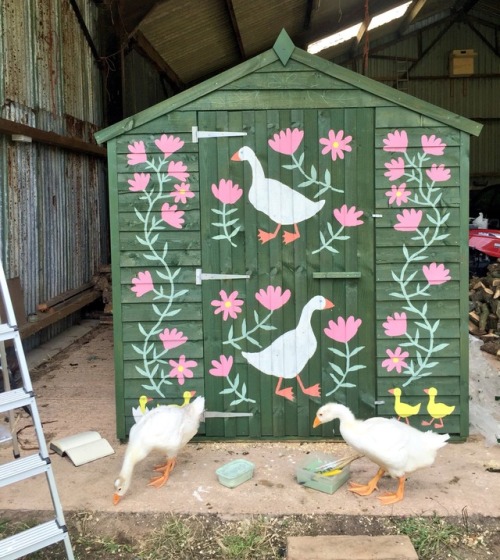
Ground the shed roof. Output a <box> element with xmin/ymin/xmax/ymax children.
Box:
<box><xmin>95</xmin><ymin>30</ymin><xmax>482</xmax><ymax>145</ymax></box>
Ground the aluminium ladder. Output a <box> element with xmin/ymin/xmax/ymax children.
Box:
<box><xmin>0</xmin><ymin>261</ymin><xmax>74</xmax><ymax>560</ymax></box>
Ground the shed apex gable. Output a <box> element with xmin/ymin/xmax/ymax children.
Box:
<box><xmin>95</xmin><ymin>31</ymin><xmax>482</xmax><ymax>145</ymax></box>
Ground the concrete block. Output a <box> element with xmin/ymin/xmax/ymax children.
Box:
<box><xmin>287</xmin><ymin>535</ymin><xmax>418</xmax><ymax>560</ymax></box>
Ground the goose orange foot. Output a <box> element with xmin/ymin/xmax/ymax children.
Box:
<box><xmin>297</xmin><ymin>376</ymin><xmax>321</xmax><ymax>397</ymax></box>
<box><xmin>349</xmin><ymin>468</ymin><xmax>385</xmax><ymax>497</ymax></box>
<box><xmin>283</xmin><ymin>224</ymin><xmax>300</xmax><ymax>245</ymax></box>
<box><xmin>258</xmin><ymin>224</ymin><xmax>281</xmax><ymax>244</ymax></box>
<box><xmin>275</xmin><ymin>378</ymin><xmax>294</xmax><ymax>401</ymax></box>
<box><xmin>377</xmin><ymin>477</ymin><xmax>405</xmax><ymax>505</ymax></box>
<box><xmin>148</xmin><ymin>458</ymin><xmax>176</xmax><ymax>488</ymax></box>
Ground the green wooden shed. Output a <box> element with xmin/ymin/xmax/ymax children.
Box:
<box><xmin>95</xmin><ymin>31</ymin><xmax>482</xmax><ymax>441</ymax></box>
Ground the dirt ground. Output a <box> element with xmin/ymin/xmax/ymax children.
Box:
<box><xmin>1</xmin><ymin>322</ymin><xmax>499</xmax><ymax>558</ymax></box>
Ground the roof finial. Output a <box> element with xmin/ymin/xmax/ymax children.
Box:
<box><xmin>273</xmin><ymin>29</ymin><xmax>295</xmax><ymax>65</ymax></box>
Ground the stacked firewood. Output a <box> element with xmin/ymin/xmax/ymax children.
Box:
<box><xmin>469</xmin><ymin>262</ymin><xmax>500</xmax><ymax>357</ymax></box>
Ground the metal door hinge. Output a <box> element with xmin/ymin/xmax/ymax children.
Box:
<box><xmin>195</xmin><ymin>269</ymin><xmax>250</xmax><ymax>285</ymax></box>
<box><xmin>192</xmin><ymin>126</ymin><xmax>247</xmax><ymax>143</ymax></box>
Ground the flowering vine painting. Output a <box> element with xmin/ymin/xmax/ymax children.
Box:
<box><xmin>381</xmin><ymin>130</ymin><xmax>452</xmax><ymax>387</ymax></box>
<box><xmin>126</xmin><ymin>135</ymin><xmax>198</xmax><ymax>399</ymax></box>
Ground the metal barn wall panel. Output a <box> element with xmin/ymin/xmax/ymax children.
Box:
<box><xmin>364</xmin><ymin>19</ymin><xmax>499</xmax><ymax>180</ymax></box>
<box><xmin>123</xmin><ymin>49</ymin><xmax>169</xmax><ymax>118</ymax></box>
<box><xmin>0</xmin><ymin>0</ymin><xmax>108</xmax><ymax>348</ymax></box>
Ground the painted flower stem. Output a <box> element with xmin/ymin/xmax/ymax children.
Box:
<box><xmin>223</xmin><ymin>373</ymin><xmax>257</xmax><ymax>405</ymax></box>
<box><xmin>212</xmin><ymin>203</ymin><xmax>239</xmax><ymax>247</ymax></box>
<box><xmin>133</xmin><ymin>157</ymin><xmax>185</xmax><ymax>397</ymax></box>
<box><xmin>223</xmin><ymin>310</ymin><xmax>275</xmax><ymax>349</ymax></box>
<box><xmin>311</xmin><ymin>223</ymin><xmax>347</xmax><ymax>254</ymax></box>
<box><xmin>325</xmin><ymin>341</ymin><xmax>362</xmax><ymax>396</ymax></box>
<box><xmin>291</xmin><ymin>153</ymin><xmax>343</xmax><ymax>195</ymax></box>
<box><xmin>389</xmin><ymin>149</ymin><xmax>449</xmax><ymax>385</ymax></box>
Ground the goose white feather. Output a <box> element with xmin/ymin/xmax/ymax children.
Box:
<box><xmin>313</xmin><ymin>402</ymin><xmax>449</xmax><ymax>504</ymax></box>
<box><xmin>113</xmin><ymin>396</ymin><xmax>205</xmax><ymax>504</ymax></box>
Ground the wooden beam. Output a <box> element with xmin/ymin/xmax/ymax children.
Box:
<box><xmin>20</xmin><ymin>290</ymin><xmax>101</xmax><ymax>339</ymax></box>
<box><xmin>131</xmin><ymin>31</ymin><xmax>184</xmax><ymax>90</ymax></box>
<box><xmin>398</xmin><ymin>0</ymin><xmax>428</xmax><ymax>35</ymax></box>
<box><xmin>0</xmin><ymin>118</ymin><xmax>106</xmax><ymax>158</ymax></box>
<box><xmin>225</xmin><ymin>0</ymin><xmax>246</xmax><ymax>59</ymax></box>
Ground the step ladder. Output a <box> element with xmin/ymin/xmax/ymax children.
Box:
<box><xmin>0</xmin><ymin>261</ymin><xmax>74</xmax><ymax>560</ymax></box>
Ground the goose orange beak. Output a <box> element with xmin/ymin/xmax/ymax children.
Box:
<box><xmin>113</xmin><ymin>493</ymin><xmax>121</xmax><ymax>505</ymax></box>
<box><xmin>423</xmin><ymin>388</ymin><xmax>429</xmax><ymax>395</ymax></box>
<box><xmin>388</xmin><ymin>388</ymin><xmax>395</xmax><ymax>395</ymax></box>
<box><xmin>190</xmin><ymin>390</ymin><xmax>196</xmax><ymax>397</ymax></box>
<box><xmin>313</xmin><ymin>416</ymin><xmax>322</xmax><ymax>428</ymax></box>
<box><xmin>231</xmin><ymin>151</ymin><xmax>241</xmax><ymax>161</ymax></box>
<box><xmin>147</xmin><ymin>397</ymin><xmax>153</xmax><ymax>403</ymax></box>
<box><xmin>324</xmin><ymin>299</ymin><xmax>334</xmax><ymax>310</ymax></box>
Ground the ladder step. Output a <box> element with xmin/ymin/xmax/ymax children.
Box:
<box><xmin>0</xmin><ymin>453</ymin><xmax>51</xmax><ymax>488</ymax></box>
<box><xmin>0</xmin><ymin>388</ymin><xmax>33</xmax><ymax>414</ymax></box>
<box><xmin>0</xmin><ymin>520</ymin><xmax>69</xmax><ymax>560</ymax></box>
<box><xmin>0</xmin><ymin>322</ymin><xmax>18</xmax><ymax>342</ymax></box>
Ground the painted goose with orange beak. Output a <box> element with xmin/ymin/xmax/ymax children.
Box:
<box><xmin>242</xmin><ymin>295</ymin><xmax>334</xmax><ymax>401</ymax></box>
<box><xmin>231</xmin><ymin>146</ymin><xmax>325</xmax><ymax>244</ymax></box>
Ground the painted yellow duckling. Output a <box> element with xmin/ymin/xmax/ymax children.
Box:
<box><xmin>173</xmin><ymin>390</ymin><xmax>196</xmax><ymax>408</ymax></box>
<box><xmin>388</xmin><ymin>388</ymin><xmax>421</xmax><ymax>425</ymax></box>
<box><xmin>132</xmin><ymin>395</ymin><xmax>153</xmax><ymax>423</ymax></box>
<box><xmin>422</xmin><ymin>387</ymin><xmax>455</xmax><ymax>429</ymax></box>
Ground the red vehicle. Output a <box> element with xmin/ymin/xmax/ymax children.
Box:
<box><xmin>469</xmin><ymin>228</ymin><xmax>500</xmax><ymax>276</ymax></box>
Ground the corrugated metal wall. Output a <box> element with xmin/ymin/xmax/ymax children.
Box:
<box><xmin>363</xmin><ymin>18</ymin><xmax>499</xmax><ymax>182</ymax></box>
<box><xmin>0</xmin><ymin>0</ymin><xmax>109</xmax><ymax>348</ymax></box>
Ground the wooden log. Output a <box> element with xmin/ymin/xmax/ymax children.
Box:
<box><xmin>479</xmin><ymin>302</ymin><xmax>490</xmax><ymax>332</ymax></box>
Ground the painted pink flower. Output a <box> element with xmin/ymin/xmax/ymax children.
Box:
<box><xmin>159</xmin><ymin>328</ymin><xmax>188</xmax><ymax>350</ymax></box>
<box><xmin>212</xmin><ymin>179</ymin><xmax>243</xmax><ymax>204</ymax></box>
<box><xmin>426</xmin><ymin>164</ymin><xmax>451</xmax><ymax>182</ymax></box>
<box><xmin>383</xmin><ymin>312</ymin><xmax>407</xmax><ymax>337</ymax></box>
<box><xmin>268</xmin><ymin>128</ymin><xmax>304</xmax><ymax>155</ymax></box>
<box><xmin>319</xmin><ymin>130</ymin><xmax>352</xmax><ymax>161</ymax></box>
<box><xmin>127</xmin><ymin>141</ymin><xmax>147</xmax><ymax>165</ymax></box>
<box><xmin>382</xmin><ymin>347</ymin><xmax>409</xmax><ymax>373</ymax></box>
<box><xmin>384</xmin><ymin>157</ymin><xmax>405</xmax><ymax>181</ymax></box>
<box><xmin>168</xmin><ymin>160</ymin><xmax>189</xmax><ymax>182</ymax></box>
<box><xmin>211</xmin><ymin>290</ymin><xmax>244</xmax><ymax>321</ymax></box>
<box><xmin>383</xmin><ymin>130</ymin><xmax>408</xmax><ymax>153</ymax></box>
<box><xmin>209</xmin><ymin>355</ymin><xmax>233</xmax><ymax>377</ymax></box>
<box><xmin>394</xmin><ymin>208</ymin><xmax>423</xmax><ymax>231</ymax></box>
<box><xmin>155</xmin><ymin>134</ymin><xmax>184</xmax><ymax>159</ymax></box>
<box><xmin>161</xmin><ymin>202</ymin><xmax>185</xmax><ymax>229</ymax></box>
<box><xmin>421</xmin><ymin>134</ymin><xmax>446</xmax><ymax>156</ymax></box>
<box><xmin>385</xmin><ymin>183</ymin><xmax>411</xmax><ymax>206</ymax></box>
<box><xmin>128</xmin><ymin>172</ymin><xmax>150</xmax><ymax>192</ymax></box>
<box><xmin>333</xmin><ymin>204</ymin><xmax>364</xmax><ymax>227</ymax></box>
<box><xmin>422</xmin><ymin>262</ymin><xmax>451</xmax><ymax>285</ymax></box>
<box><xmin>171</xmin><ymin>183</ymin><xmax>195</xmax><ymax>204</ymax></box>
<box><xmin>255</xmin><ymin>286</ymin><xmax>291</xmax><ymax>311</ymax></box>
<box><xmin>324</xmin><ymin>316</ymin><xmax>362</xmax><ymax>343</ymax></box>
<box><xmin>131</xmin><ymin>271</ymin><xmax>154</xmax><ymax>297</ymax></box>
<box><xmin>168</xmin><ymin>355</ymin><xmax>197</xmax><ymax>385</ymax></box>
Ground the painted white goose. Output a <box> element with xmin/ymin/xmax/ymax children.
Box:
<box><xmin>241</xmin><ymin>295</ymin><xmax>334</xmax><ymax>401</ymax></box>
<box><xmin>231</xmin><ymin>146</ymin><xmax>325</xmax><ymax>244</ymax></box>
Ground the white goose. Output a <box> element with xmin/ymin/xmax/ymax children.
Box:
<box><xmin>313</xmin><ymin>403</ymin><xmax>449</xmax><ymax>504</ymax></box>
<box><xmin>231</xmin><ymin>146</ymin><xmax>325</xmax><ymax>244</ymax></box>
<box><xmin>242</xmin><ymin>295</ymin><xmax>334</xmax><ymax>401</ymax></box>
<box><xmin>113</xmin><ymin>396</ymin><xmax>205</xmax><ymax>504</ymax></box>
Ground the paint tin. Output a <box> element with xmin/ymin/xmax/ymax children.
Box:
<box><xmin>296</xmin><ymin>453</ymin><xmax>350</xmax><ymax>494</ymax></box>
<box><xmin>215</xmin><ymin>459</ymin><xmax>254</xmax><ymax>488</ymax></box>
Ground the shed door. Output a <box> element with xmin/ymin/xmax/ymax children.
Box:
<box><xmin>198</xmin><ymin>109</ymin><xmax>376</xmax><ymax>438</ymax></box>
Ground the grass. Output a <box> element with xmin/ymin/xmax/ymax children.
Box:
<box><xmin>0</xmin><ymin>511</ymin><xmax>494</xmax><ymax>559</ymax></box>
<box><xmin>392</xmin><ymin>514</ymin><xmax>464</xmax><ymax>559</ymax></box>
